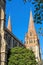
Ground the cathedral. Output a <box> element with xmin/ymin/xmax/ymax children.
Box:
<box><xmin>0</xmin><ymin>0</ymin><xmax>41</xmax><ymax>65</ymax></box>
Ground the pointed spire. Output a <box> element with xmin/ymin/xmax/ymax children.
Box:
<box><xmin>7</xmin><ymin>16</ymin><xmax>12</xmax><ymax>32</ymax></box>
<box><xmin>28</xmin><ymin>10</ymin><xmax>36</xmax><ymax>34</ymax></box>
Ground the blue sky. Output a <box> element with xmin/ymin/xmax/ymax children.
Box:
<box><xmin>6</xmin><ymin>0</ymin><xmax>43</xmax><ymax>59</ymax></box>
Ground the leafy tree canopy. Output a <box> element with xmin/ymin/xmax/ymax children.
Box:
<box><xmin>8</xmin><ymin>47</ymin><xmax>37</xmax><ymax>65</ymax></box>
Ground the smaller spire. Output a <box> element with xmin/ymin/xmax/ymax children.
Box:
<box><xmin>7</xmin><ymin>16</ymin><xmax>12</xmax><ymax>32</ymax></box>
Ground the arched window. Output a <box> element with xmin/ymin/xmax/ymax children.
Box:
<box><xmin>34</xmin><ymin>39</ymin><xmax>35</xmax><ymax>43</ymax></box>
<box><xmin>29</xmin><ymin>39</ymin><xmax>33</xmax><ymax>43</ymax></box>
<box><xmin>27</xmin><ymin>41</ymin><xmax>28</xmax><ymax>44</ymax></box>
<box><xmin>30</xmin><ymin>32</ymin><xmax>32</xmax><ymax>36</ymax></box>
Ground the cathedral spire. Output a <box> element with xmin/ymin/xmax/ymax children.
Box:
<box><xmin>28</xmin><ymin>10</ymin><xmax>36</xmax><ymax>34</ymax></box>
<box><xmin>7</xmin><ymin>16</ymin><xmax>12</xmax><ymax>32</ymax></box>
<box><xmin>24</xmin><ymin>10</ymin><xmax>41</xmax><ymax>62</ymax></box>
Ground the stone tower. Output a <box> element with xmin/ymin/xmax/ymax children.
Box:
<box><xmin>0</xmin><ymin>0</ymin><xmax>7</xmax><ymax>65</ymax></box>
<box><xmin>24</xmin><ymin>10</ymin><xmax>41</xmax><ymax>62</ymax></box>
<box><xmin>7</xmin><ymin>16</ymin><xmax>12</xmax><ymax>32</ymax></box>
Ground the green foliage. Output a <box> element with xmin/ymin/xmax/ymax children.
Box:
<box><xmin>8</xmin><ymin>47</ymin><xmax>37</xmax><ymax>65</ymax></box>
